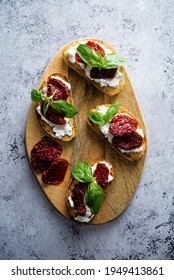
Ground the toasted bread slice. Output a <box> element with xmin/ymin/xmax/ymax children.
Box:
<box><xmin>62</xmin><ymin>38</ymin><xmax>125</xmax><ymax>96</ymax></box>
<box><xmin>87</xmin><ymin>105</ymin><xmax>147</xmax><ymax>161</ymax></box>
<box><xmin>66</xmin><ymin>159</ymin><xmax>115</xmax><ymax>223</ymax></box>
<box><xmin>36</xmin><ymin>73</ymin><xmax>77</xmax><ymax>141</ymax></box>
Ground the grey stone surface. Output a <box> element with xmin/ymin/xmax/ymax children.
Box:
<box><xmin>0</xmin><ymin>0</ymin><xmax>174</xmax><ymax>260</ymax></box>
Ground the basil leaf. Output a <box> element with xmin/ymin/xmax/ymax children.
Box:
<box><xmin>52</xmin><ymin>100</ymin><xmax>78</xmax><ymax>118</ymax></box>
<box><xmin>87</xmin><ymin>112</ymin><xmax>105</xmax><ymax>125</ymax></box>
<box><xmin>76</xmin><ymin>44</ymin><xmax>102</xmax><ymax>68</ymax></box>
<box><xmin>72</xmin><ymin>161</ymin><xmax>94</xmax><ymax>183</ymax></box>
<box><xmin>102</xmin><ymin>53</ymin><xmax>127</xmax><ymax>69</ymax></box>
<box><xmin>42</xmin><ymin>100</ymin><xmax>49</xmax><ymax>116</ymax></box>
<box><xmin>85</xmin><ymin>181</ymin><xmax>104</xmax><ymax>214</ymax></box>
<box><xmin>104</xmin><ymin>101</ymin><xmax>120</xmax><ymax>122</ymax></box>
<box><xmin>31</xmin><ymin>88</ymin><xmax>45</xmax><ymax>102</ymax></box>
<box><xmin>76</xmin><ymin>44</ymin><xmax>127</xmax><ymax>70</ymax></box>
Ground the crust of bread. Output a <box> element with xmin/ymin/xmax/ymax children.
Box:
<box><xmin>36</xmin><ymin>73</ymin><xmax>76</xmax><ymax>141</ymax></box>
<box><xmin>87</xmin><ymin>105</ymin><xmax>147</xmax><ymax>161</ymax></box>
<box><xmin>62</xmin><ymin>38</ymin><xmax>125</xmax><ymax>96</ymax></box>
<box><xmin>66</xmin><ymin>159</ymin><xmax>115</xmax><ymax>222</ymax></box>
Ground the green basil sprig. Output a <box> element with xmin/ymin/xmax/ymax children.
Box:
<box><xmin>87</xmin><ymin>100</ymin><xmax>120</xmax><ymax>125</ymax></box>
<box><xmin>42</xmin><ymin>100</ymin><xmax>50</xmax><ymax>116</ymax></box>
<box><xmin>72</xmin><ymin>161</ymin><xmax>104</xmax><ymax>214</ymax></box>
<box><xmin>76</xmin><ymin>44</ymin><xmax>127</xmax><ymax>70</ymax></box>
<box><xmin>85</xmin><ymin>181</ymin><xmax>104</xmax><ymax>214</ymax></box>
<box><xmin>87</xmin><ymin>112</ymin><xmax>106</xmax><ymax>125</ymax></box>
<box><xmin>31</xmin><ymin>88</ymin><xmax>78</xmax><ymax>118</ymax></box>
<box><xmin>72</xmin><ymin>161</ymin><xmax>94</xmax><ymax>183</ymax></box>
<box><xmin>31</xmin><ymin>88</ymin><xmax>46</xmax><ymax>102</ymax></box>
<box><xmin>51</xmin><ymin>100</ymin><xmax>78</xmax><ymax>118</ymax></box>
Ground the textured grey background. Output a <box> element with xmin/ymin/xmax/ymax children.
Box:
<box><xmin>0</xmin><ymin>0</ymin><xmax>174</xmax><ymax>260</ymax></box>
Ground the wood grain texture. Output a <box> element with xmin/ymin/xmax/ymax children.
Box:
<box><xmin>25</xmin><ymin>39</ymin><xmax>147</xmax><ymax>224</ymax></box>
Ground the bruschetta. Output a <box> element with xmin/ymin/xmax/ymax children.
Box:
<box><xmin>31</xmin><ymin>73</ymin><xmax>78</xmax><ymax>141</ymax></box>
<box><xmin>62</xmin><ymin>39</ymin><xmax>127</xmax><ymax>96</ymax></box>
<box><xmin>87</xmin><ymin>101</ymin><xmax>147</xmax><ymax>161</ymax></box>
<box><xmin>66</xmin><ymin>160</ymin><xmax>115</xmax><ymax>223</ymax></box>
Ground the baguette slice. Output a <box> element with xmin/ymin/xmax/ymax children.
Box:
<box><xmin>62</xmin><ymin>38</ymin><xmax>125</xmax><ymax>96</ymax></box>
<box><xmin>66</xmin><ymin>159</ymin><xmax>115</xmax><ymax>223</ymax></box>
<box><xmin>36</xmin><ymin>73</ymin><xmax>76</xmax><ymax>141</ymax></box>
<box><xmin>87</xmin><ymin>105</ymin><xmax>147</xmax><ymax>161</ymax></box>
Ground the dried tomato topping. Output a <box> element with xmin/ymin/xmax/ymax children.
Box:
<box><xmin>31</xmin><ymin>136</ymin><xmax>62</xmax><ymax>172</ymax></box>
<box><xmin>109</xmin><ymin>115</ymin><xmax>138</xmax><ymax>137</ymax></box>
<box><xmin>75</xmin><ymin>52</ymin><xmax>83</xmax><ymax>63</ymax></box>
<box><xmin>42</xmin><ymin>159</ymin><xmax>69</xmax><ymax>185</ymax></box>
<box><xmin>112</xmin><ymin>131</ymin><xmax>143</xmax><ymax>150</ymax></box>
<box><xmin>75</xmin><ymin>40</ymin><xmax>105</xmax><ymax>63</ymax></box>
<box><xmin>46</xmin><ymin>76</ymin><xmax>70</xmax><ymax>100</ymax></box>
<box><xmin>40</xmin><ymin>76</ymin><xmax>70</xmax><ymax>125</ymax></box>
<box><xmin>86</xmin><ymin>41</ymin><xmax>105</xmax><ymax>56</ymax></box>
<box><xmin>94</xmin><ymin>163</ymin><xmax>110</xmax><ymax>189</ymax></box>
<box><xmin>90</xmin><ymin>68</ymin><xmax>117</xmax><ymax>79</ymax></box>
<box><xmin>71</xmin><ymin>183</ymin><xmax>87</xmax><ymax>216</ymax></box>
<box><xmin>41</xmin><ymin>102</ymin><xmax>66</xmax><ymax>125</ymax></box>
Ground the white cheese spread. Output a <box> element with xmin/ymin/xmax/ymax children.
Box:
<box><xmin>67</xmin><ymin>44</ymin><xmax>80</xmax><ymax>63</ymax></box>
<box><xmin>118</xmin><ymin>146</ymin><xmax>143</xmax><ymax>154</ymax></box>
<box><xmin>68</xmin><ymin>195</ymin><xmax>74</xmax><ymax>208</ymax></box>
<box><xmin>97</xmin><ymin>105</ymin><xmax>144</xmax><ymax>154</ymax></box>
<box><xmin>36</xmin><ymin>105</ymin><xmax>72</xmax><ymax>139</ymax></box>
<box><xmin>97</xmin><ymin>105</ymin><xmax>114</xmax><ymax>143</ymax></box>
<box><xmin>42</xmin><ymin>86</ymin><xmax>48</xmax><ymax>95</ymax></box>
<box><xmin>66</xmin><ymin>41</ymin><xmax>123</xmax><ymax>88</ymax></box>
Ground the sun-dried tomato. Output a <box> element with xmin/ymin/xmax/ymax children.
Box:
<box><xmin>109</xmin><ymin>115</ymin><xmax>138</xmax><ymax>137</ymax></box>
<box><xmin>31</xmin><ymin>136</ymin><xmax>62</xmax><ymax>172</ymax></box>
<box><xmin>112</xmin><ymin>131</ymin><xmax>143</xmax><ymax>150</ymax></box>
<box><xmin>40</xmin><ymin>76</ymin><xmax>70</xmax><ymax>125</ymax></box>
<box><xmin>41</xmin><ymin>102</ymin><xmax>66</xmax><ymax>125</ymax></box>
<box><xmin>71</xmin><ymin>183</ymin><xmax>88</xmax><ymax>216</ymax></box>
<box><xmin>86</xmin><ymin>41</ymin><xmax>105</xmax><ymax>56</ymax></box>
<box><xmin>75</xmin><ymin>52</ymin><xmax>83</xmax><ymax>63</ymax></box>
<box><xmin>94</xmin><ymin>163</ymin><xmax>110</xmax><ymax>189</ymax></box>
<box><xmin>46</xmin><ymin>76</ymin><xmax>70</xmax><ymax>100</ymax></box>
<box><xmin>42</xmin><ymin>159</ymin><xmax>69</xmax><ymax>185</ymax></box>
<box><xmin>75</xmin><ymin>40</ymin><xmax>105</xmax><ymax>63</ymax></box>
<box><xmin>90</xmin><ymin>67</ymin><xmax>117</xmax><ymax>79</ymax></box>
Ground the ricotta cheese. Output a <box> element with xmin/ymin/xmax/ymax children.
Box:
<box><xmin>67</xmin><ymin>196</ymin><xmax>74</xmax><ymax>208</ymax></box>
<box><xmin>66</xmin><ymin>41</ymin><xmax>123</xmax><ymax>88</ymax></box>
<box><xmin>118</xmin><ymin>146</ymin><xmax>144</xmax><ymax>154</ymax></box>
<box><xmin>36</xmin><ymin>105</ymin><xmax>72</xmax><ymax>139</ymax></box>
<box><xmin>97</xmin><ymin>105</ymin><xmax>114</xmax><ymax>143</ymax></box>
<box><xmin>97</xmin><ymin>105</ymin><xmax>144</xmax><ymax>154</ymax></box>
<box><xmin>67</xmin><ymin>44</ymin><xmax>80</xmax><ymax>63</ymax></box>
<box><xmin>67</xmin><ymin>41</ymin><xmax>88</xmax><ymax>69</ymax></box>
<box><xmin>42</xmin><ymin>86</ymin><xmax>48</xmax><ymax>95</ymax></box>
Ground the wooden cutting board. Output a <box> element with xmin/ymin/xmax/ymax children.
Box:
<box><xmin>25</xmin><ymin>39</ymin><xmax>147</xmax><ymax>224</ymax></box>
